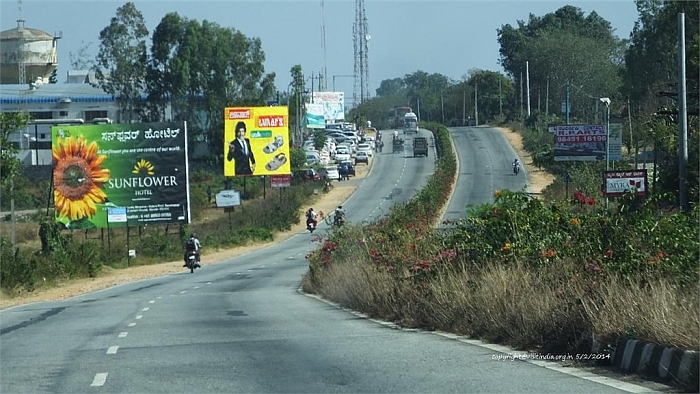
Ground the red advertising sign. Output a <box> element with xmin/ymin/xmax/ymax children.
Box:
<box><xmin>270</xmin><ymin>174</ymin><xmax>291</xmax><ymax>188</ymax></box>
<box><xmin>603</xmin><ymin>170</ymin><xmax>648</xmax><ymax>197</ymax></box>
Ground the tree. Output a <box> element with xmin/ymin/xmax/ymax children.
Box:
<box><xmin>94</xmin><ymin>2</ymin><xmax>149</xmax><ymax>122</ymax></box>
<box><xmin>144</xmin><ymin>14</ymin><xmax>276</xmax><ymax>155</ymax></box>
<box><xmin>375</xmin><ymin>78</ymin><xmax>406</xmax><ymax>97</ymax></box>
<box><xmin>69</xmin><ymin>41</ymin><xmax>96</xmax><ymax>70</ymax></box>
<box><xmin>497</xmin><ymin>5</ymin><xmax>624</xmax><ymax>122</ymax></box>
<box><xmin>468</xmin><ymin>70</ymin><xmax>515</xmax><ymax>122</ymax></box>
<box><xmin>623</xmin><ymin>0</ymin><xmax>699</xmax><ymax>116</ymax></box>
<box><xmin>0</xmin><ymin>113</ymin><xmax>30</xmax><ymax>204</ymax></box>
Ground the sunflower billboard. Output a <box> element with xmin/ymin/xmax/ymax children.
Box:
<box><xmin>224</xmin><ymin>107</ymin><xmax>291</xmax><ymax>177</ymax></box>
<box><xmin>51</xmin><ymin>122</ymin><xmax>191</xmax><ymax>229</ymax></box>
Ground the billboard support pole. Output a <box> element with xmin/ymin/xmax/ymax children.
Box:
<box><xmin>263</xmin><ymin>176</ymin><xmax>266</xmax><ymax>199</ymax></box>
<box><xmin>127</xmin><ymin>224</ymin><xmax>130</xmax><ymax>267</ymax></box>
<box><xmin>107</xmin><ymin>216</ymin><xmax>111</xmax><ymax>255</ymax></box>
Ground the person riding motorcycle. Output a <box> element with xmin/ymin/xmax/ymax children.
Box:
<box><xmin>333</xmin><ymin>205</ymin><xmax>346</xmax><ymax>226</ymax></box>
<box><xmin>305</xmin><ymin>207</ymin><xmax>318</xmax><ymax>229</ymax></box>
<box><xmin>512</xmin><ymin>159</ymin><xmax>521</xmax><ymax>174</ymax></box>
<box><xmin>183</xmin><ymin>233</ymin><xmax>202</xmax><ymax>268</ymax></box>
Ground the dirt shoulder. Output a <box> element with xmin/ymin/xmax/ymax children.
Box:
<box><xmin>0</xmin><ymin>127</ymin><xmax>554</xmax><ymax>310</ymax></box>
<box><xmin>492</xmin><ymin>126</ymin><xmax>555</xmax><ymax>195</ymax></box>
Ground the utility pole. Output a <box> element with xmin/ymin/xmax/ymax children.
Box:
<box><xmin>678</xmin><ymin>12</ymin><xmax>688</xmax><ymax>211</ymax></box>
<box><xmin>441</xmin><ymin>89</ymin><xmax>445</xmax><ymax>124</ymax></box>
<box><xmin>474</xmin><ymin>78</ymin><xmax>478</xmax><ymax>126</ymax></box>
<box><xmin>545</xmin><ymin>77</ymin><xmax>549</xmax><ymax>117</ymax></box>
<box><xmin>526</xmin><ymin>61</ymin><xmax>531</xmax><ymax>117</ymax></box>
<box><xmin>462</xmin><ymin>82</ymin><xmax>466</xmax><ymax>124</ymax></box>
<box><xmin>565</xmin><ymin>81</ymin><xmax>570</xmax><ymax>125</ymax></box>
<box><xmin>519</xmin><ymin>71</ymin><xmax>523</xmax><ymax>121</ymax></box>
<box><xmin>499</xmin><ymin>77</ymin><xmax>502</xmax><ymax>117</ymax></box>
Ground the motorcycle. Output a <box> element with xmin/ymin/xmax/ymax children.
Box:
<box><xmin>333</xmin><ymin>215</ymin><xmax>346</xmax><ymax>227</ymax></box>
<box><xmin>323</xmin><ymin>181</ymin><xmax>331</xmax><ymax>193</ymax></box>
<box><xmin>513</xmin><ymin>163</ymin><xmax>520</xmax><ymax>175</ymax></box>
<box><xmin>184</xmin><ymin>250</ymin><xmax>199</xmax><ymax>273</ymax></box>
<box><xmin>306</xmin><ymin>218</ymin><xmax>317</xmax><ymax>233</ymax></box>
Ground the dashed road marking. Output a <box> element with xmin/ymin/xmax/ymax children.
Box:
<box><xmin>193</xmin><ymin>286</ymin><xmax>199</xmax><ymax>289</ymax></box>
<box><xmin>90</xmin><ymin>373</ymin><xmax>108</xmax><ymax>387</ymax></box>
<box><xmin>106</xmin><ymin>346</ymin><xmax>119</xmax><ymax>354</ymax></box>
<box><xmin>118</xmin><ymin>332</ymin><xmax>128</xmax><ymax>338</ymax></box>
<box><xmin>127</xmin><ymin>323</ymin><xmax>136</xmax><ymax>327</ymax></box>
<box><xmin>135</xmin><ymin>315</ymin><xmax>143</xmax><ymax>320</ymax></box>
<box><xmin>180</xmin><ymin>291</ymin><xmax>186</xmax><ymax>294</ymax></box>
<box><xmin>149</xmin><ymin>300</ymin><xmax>156</xmax><ymax>303</ymax></box>
<box><xmin>142</xmin><ymin>307</ymin><xmax>149</xmax><ymax>311</ymax></box>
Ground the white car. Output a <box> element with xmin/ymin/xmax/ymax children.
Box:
<box><xmin>321</xmin><ymin>166</ymin><xmax>341</xmax><ymax>181</ymax></box>
<box><xmin>357</xmin><ymin>143</ymin><xmax>373</xmax><ymax>157</ymax></box>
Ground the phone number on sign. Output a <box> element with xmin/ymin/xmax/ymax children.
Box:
<box><xmin>492</xmin><ymin>353</ymin><xmax>610</xmax><ymax>361</ymax></box>
<box><xmin>556</xmin><ymin>135</ymin><xmax>607</xmax><ymax>143</ymax></box>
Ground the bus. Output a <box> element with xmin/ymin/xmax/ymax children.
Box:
<box><xmin>387</xmin><ymin>106</ymin><xmax>413</xmax><ymax>129</ymax></box>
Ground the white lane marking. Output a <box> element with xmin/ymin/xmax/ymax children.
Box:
<box><xmin>142</xmin><ymin>307</ymin><xmax>149</xmax><ymax>311</ymax></box>
<box><xmin>90</xmin><ymin>373</ymin><xmax>108</xmax><ymax>387</ymax></box>
<box><xmin>149</xmin><ymin>300</ymin><xmax>156</xmax><ymax>303</ymax></box>
<box><xmin>106</xmin><ymin>346</ymin><xmax>119</xmax><ymax>354</ymax></box>
<box><xmin>118</xmin><ymin>332</ymin><xmax>128</xmax><ymax>338</ymax></box>
<box><xmin>135</xmin><ymin>315</ymin><xmax>143</xmax><ymax>320</ymax></box>
<box><xmin>206</xmin><ymin>282</ymin><xmax>212</xmax><ymax>285</ymax></box>
<box><xmin>193</xmin><ymin>286</ymin><xmax>200</xmax><ymax>289</ymax></box>
<box><xmin>156</xmin><ymin>297</ymin><xmax>162</xmax><ymax>300</ymax></box>
<box><xmin>127</xmin><ymin>323</ymin><xmax>136</xmax><ymax>327</ymax></box>
<box><xmin>180</xmin><ymin>291</ymin><xmax>186</xmax><ymax>294</ymax></box>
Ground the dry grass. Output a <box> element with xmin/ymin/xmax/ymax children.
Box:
<box><xmin>306</xmin><ymin>255</ymin><xmax>699</xmax><ymax>352</ymax></box>
<box><xmin>582</xmin><ymin>276</ymin><xmax>700</xmax><ymax>349</ymax></box>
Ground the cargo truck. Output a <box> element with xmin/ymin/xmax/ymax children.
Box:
<box><xmin>413</xmin><ymin>137</ymin><xmax>428</xmax><ymax>157</ymax></box>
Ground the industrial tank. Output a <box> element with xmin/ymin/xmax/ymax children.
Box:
<box><xmin>0</xmin><ymin>20</ymin><xmax>60</xmax><ymax>85</ymax></box>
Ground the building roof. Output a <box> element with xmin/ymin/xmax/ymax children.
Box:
<box><xmin>0</xmin><ymin>26</ymin><xmax>55</xmax><ymax>41</ymax></box>
<box><xmin>0</xmin><ymin>83</ymin><xmax>115</xmax><ymax>104</ymax></box>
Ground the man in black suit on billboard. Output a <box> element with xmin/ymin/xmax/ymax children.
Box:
<box><xmin>227</xmin><ymin>121</ymin><xmax>256</xmax><ymax>176</ymax></box>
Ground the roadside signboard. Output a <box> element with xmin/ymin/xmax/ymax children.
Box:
<box><xmin>271</xmin><ymin>174</ymin><xmax>291</xmax><ymax>188</ymax></box>
<box><xmin>51</xmin><ymin>122</ymin><xmax>190</xmax><ymax>229</ymax></box>
<box><xmin>603</xmin><ymin>170</ymin><xmax>648</xmax><ymax>197</ymax></box>
<box><xmin>553</xmin><ymin>124</ymin><xmax>622</xmax><ymax>162</ymax></box>
<box><xmin>216</xmin><ymin>190</ymin><xmax>241</xmax><ymax>207</ymax></box>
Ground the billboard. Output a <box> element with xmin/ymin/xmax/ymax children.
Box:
<box><xmin>51</xmin><ymin>122</ymin><xmax>191</xmax><ymax>229</ymax></box>
<box><xmin>311</xmin><ymin>91</ymin><xmax>345</xmax><ymax>121</ymax></box>
<box><xmin>224</xmin><ymin>107</ymin><xmax>291</xmax><ymax>177</ymax></box>
<box><xmin>553</xmin><ymin>124</ymin><xmax>622</xmax><ymax>162</ymax></box>
<box><xmin>305</xmin><ymin>103</ymin><xmax>325</xmax><ymax>129</ymax></box>
<box><xmin>603</xmin><ymin>170</ymin><xmax>648</xmax><ymax>197</ymax></box>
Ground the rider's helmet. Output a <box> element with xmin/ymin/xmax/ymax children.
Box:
<box><xmin>190</xmin><ymin>233</ymin><xmax>196</xmax><ymax>238</ymax></box>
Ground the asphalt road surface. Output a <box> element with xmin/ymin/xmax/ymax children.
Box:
<box><xmin>0</xmin><ymin>128</ymin><xmax>664</xmax><ymax>393</ymax></box>
<box><xmin>440</xmin><ymin>126</ymin><xmax>529</xmax><ymax>224</ymax></box>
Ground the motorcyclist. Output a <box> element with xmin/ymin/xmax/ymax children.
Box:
<box><xmin>333</xmin><ymin>205</ymin><xmax>346</xmax><ymax>226</ymax></box>
<box><xmin>306</xmin><ymin>207</ymin><xmax>318</xmax><ymax>228</ymax></box>
<box><xmin>512</xmin><ymin>159</ymin><xmax>521</xmax><ymax>172</ymax></box>
<box><xmin>183</xmin><ymin>232</ymin><xmax>202</xmax><ymax>268</ymax></box>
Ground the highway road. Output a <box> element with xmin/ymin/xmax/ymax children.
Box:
<box><xmin>441</xmin><ymin>126</ymin><xmax>529</xmax><ymax>224</ymax></box>
<box><xmin>0</xmin><ymin>128</ymin><xmax>660</xmax><ymax>393</ymax></box>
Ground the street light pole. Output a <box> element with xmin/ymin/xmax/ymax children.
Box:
<box><xmin>600</xmin><ymin>97</ymin><xmax>611</xmax><ymax>209</ymax></box>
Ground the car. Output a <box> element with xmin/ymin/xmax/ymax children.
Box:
<box><xmin>320</xmin><ymin>166</ymin><xmax>341</xmax><ymax>181</ymax></box>
<box><xmin>365</xmin><ymin>127</ymin><xmax>377</xmax><ymax>135</ymax></box>
<box><xmin>355</xmin><ymin>151</ymin><xmax>369</xmax><ymax>165</ymax></box>
<box><xmin>357</xmin><ymin>143</ymin><xmax>373</xmax><ymax>157</ymax></box>
<box><xmin>305</xmin><ymin>152</ymin><xmax>319</xmax><ymax>166</ymax></box>
<box><xmin>338</xmin><ymin>160</ymin><xmax>356</xmax><ymax>177</ymax></box>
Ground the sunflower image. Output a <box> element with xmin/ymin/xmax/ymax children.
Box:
<box><xmin>53</xmin><ymin>136</ymin><xmax>111</xmax><ymax>221</ymax></box>
<box><xmin>132</xmin><ymin>159</ymin><xmax>155</xmax><ymax>175</ymax></box>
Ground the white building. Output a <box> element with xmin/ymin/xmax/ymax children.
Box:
<box><xmin>1</xmin><ymin>81</ymin><xmax>119</xmax><ymax>165</ymax></box>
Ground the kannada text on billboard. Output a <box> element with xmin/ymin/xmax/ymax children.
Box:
<box><xmin>224</xmin><ymin>107</ymin><xmax>291</xmax><ymax>177</ymax></box>
<box><xmin>51</xmin><ymin>122</ymin><xmax>191</xmax><ymax>229</ymax></box>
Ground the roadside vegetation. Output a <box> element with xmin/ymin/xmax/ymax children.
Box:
<box><xmin>302</xmin><ymin>121</ymin><xmax>698</xmax><ymax>367</ymax></box>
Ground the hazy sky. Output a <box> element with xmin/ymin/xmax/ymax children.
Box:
<box><xmin>0</xmin><ymin>0</ymin><xmax>639</xmax><ymax>104</ymax></box>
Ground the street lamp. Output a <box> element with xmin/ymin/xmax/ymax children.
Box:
<box><xmin>600</xmin><ymin>97</ymin><xmax>611</xmax><ymax>209</ymax></box>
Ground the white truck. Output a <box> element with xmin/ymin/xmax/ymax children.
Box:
<box><xmin>403</xmin><ymin>112</ymin><xmax>418</xmax><ymax>134</ymax></box>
